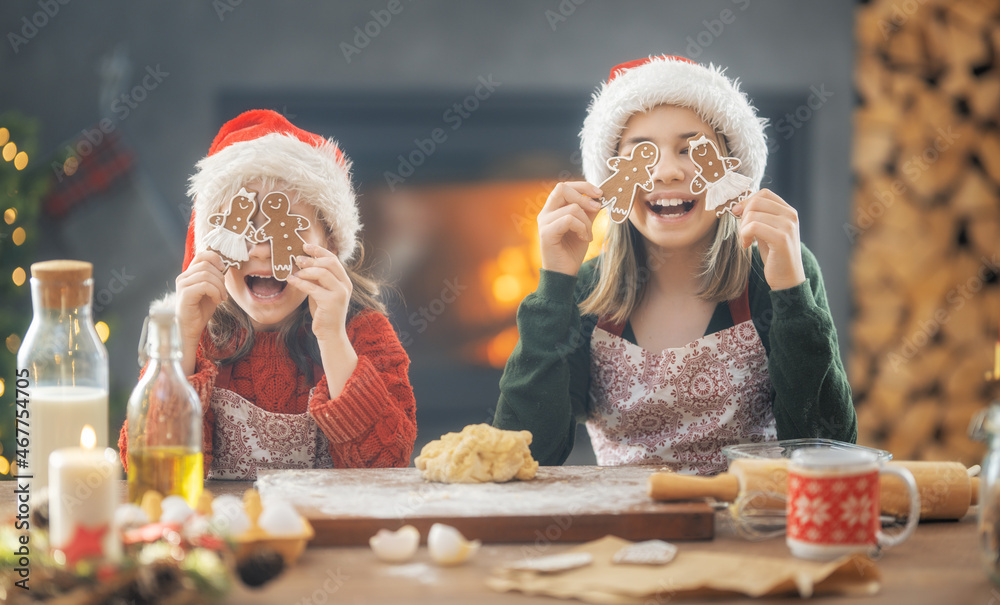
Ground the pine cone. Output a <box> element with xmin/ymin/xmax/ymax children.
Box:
<box><xmin>236</xmin><ymin>548</ymin><xmax>285</xmax><ymax>588</ymax></box>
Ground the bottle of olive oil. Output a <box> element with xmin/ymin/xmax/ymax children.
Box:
<box><xmin>127</xmin><ymin>303</ymin><xmax>203</xmax><ymax>506</ymax></box>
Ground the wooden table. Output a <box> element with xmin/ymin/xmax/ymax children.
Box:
<box><xmin>2</xmin><ymin>479</ymin><xmax>994</xmax><ymax>603</ymax></box>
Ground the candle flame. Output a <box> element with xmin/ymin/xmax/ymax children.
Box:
<box><xmin>80</xmin><ymin>425</ymin><xmax>96</xmax><ymax>450</ymax></box>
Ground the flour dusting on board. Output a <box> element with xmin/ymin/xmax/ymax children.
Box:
<box><xmin>255</xmin><ymin>467</ymin><xmax>663</xmax><ymax>519</ymax></box>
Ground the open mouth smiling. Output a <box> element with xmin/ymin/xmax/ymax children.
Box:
<box><xmin>648</xmin><ymin>198</ymin><xmax>696</xmax><ymax>217</ymax></box>
<box><xmin>245</xmin><ymin>274</ymin><xmax>286</xmax><ymax>299</ymax></box>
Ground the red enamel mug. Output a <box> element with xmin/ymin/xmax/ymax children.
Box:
<box><xmin>786</xmin><ymin>448</ymin><xmax>920</xmax><ymax>560</ymax></box>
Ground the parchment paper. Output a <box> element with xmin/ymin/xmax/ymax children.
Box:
<box><xmin>487</xmin><ymin>535</ymin><xmax>880</xmax><ymax>603</ymax></box>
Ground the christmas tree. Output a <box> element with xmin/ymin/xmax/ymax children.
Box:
<box><xmin>0</xmin><ymin>112</ymin><xmax>49</xmax><ymax>479</ymax></box>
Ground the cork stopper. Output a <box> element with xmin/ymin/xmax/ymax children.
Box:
<box><xmin>30</xmin><ymin>260</ymin><xmax>93</xmax><ymax>309</ymax></box>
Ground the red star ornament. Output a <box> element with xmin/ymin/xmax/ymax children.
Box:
<box><xmin>56</xmin><ymin>523</ymin><xmax>109</xmax><ymax>566</ymax></box>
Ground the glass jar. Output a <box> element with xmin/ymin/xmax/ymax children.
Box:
<box><xmin>17</xmin><ymin>260</ymin><xmax>109</xmax><ymax>489</ymax></box>
<box><xmin>971</xmin><ymin>403</ymin><xmax>1000</xmax><ymax>584</ymax></box>
<box><xmin>126</xmin><ymin>302</ymin><xmax>203</xmax><ymax>507</ymax></box>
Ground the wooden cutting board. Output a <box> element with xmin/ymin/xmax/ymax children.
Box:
<box><xmin>255</xmin><ymin>466</ymin><xmax>714</xmax><ymax>546</ymax></box>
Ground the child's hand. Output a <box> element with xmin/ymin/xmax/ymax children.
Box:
<box><xmin>175</xmin><ymin>251</ymin><xmax>228</xmax><ymax>374</ymax></box>
<box><xmin>289</xmin><ymin>243</ymin><xmax>358</xmax><ymax>397</ymax></box>
<box><xmin>289</xmin><ymin>244</ymin><xmax>353</xmax><ymax>344</ymax></box>
<box><xmin>731</xmin><ymin>189</ymin><xmax>806</xmax><ymax>291</ymax></box>
<box><xmin>538</xmin><ymin>181</ymin><xmax>603</xmax><ymax>276</ymax></box>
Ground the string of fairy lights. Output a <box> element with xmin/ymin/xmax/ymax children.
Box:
<box><xmin>0</xmin><ymin>126</ymin><xmax>27</xmax><ymax>427</ymax></box>
<box><xmin>0</xmin><ymin>125</ymin><xmax>22</xmax><ymax>476</ymax></box>
<box><xmin>0</xmin><ymin>125</ymin><xmax>111</xmax><ymax>476</ymax></box>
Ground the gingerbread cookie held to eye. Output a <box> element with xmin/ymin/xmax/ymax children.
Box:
<box><xmin>598</xmin><ymin>142</ymin><xmax>659</xmax><ymax>224</ymax></box>
<box><xmin>250</xmin><ymin>191</ymin><xmax>312</xmax><ymax>281</ymax></box>
<box><xmin>204</xmin><ymin>187</ymin><xmax>258</xmax><ymax>269</ymax></box>
<box><xmin>688</xmin><ymin>134</ymin><xmax>754</xmax><ymax>216</ymax></box>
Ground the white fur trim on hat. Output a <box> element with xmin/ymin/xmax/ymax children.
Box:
<box><xmin>187</xmin><ymin>132</ymin><xmax>361</xmax><ymax>262</ymax></box>
<box><xmin>580</xmin><ymin>57</ymin><xmax>768</xmax><ymax>189</ymax></box>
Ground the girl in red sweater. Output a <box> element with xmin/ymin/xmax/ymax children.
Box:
<box><xmin>119</xmin><ymin>110</ymin><xmax>416</xmax><ymax>478</ymax></box>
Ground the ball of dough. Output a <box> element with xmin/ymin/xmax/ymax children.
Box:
<box><xmin>414</xmin><ymin>424</ymin><xmax>538</xmax><ymax>483</ymax></box>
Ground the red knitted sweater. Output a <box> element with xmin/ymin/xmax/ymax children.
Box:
<box><xmin>118</xmin><ymin>310</ymin><xmax>416</xmax><ymax>472</ymax></box>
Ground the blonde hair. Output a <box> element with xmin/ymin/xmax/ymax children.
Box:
<box><xmin>203</xmin><ymin>177</ymin><xmax>386</xmax><ymax>381</ymax></box>
<box><xmin>579</xmin><ymin>133</ymin><xmax>751</xmax><ymax>325</ymax></box>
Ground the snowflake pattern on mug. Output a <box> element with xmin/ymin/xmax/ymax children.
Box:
<box><xmin>787</xmin><ymin>471</ymin><xmax>881</xmax><ymax>547</ymax></box>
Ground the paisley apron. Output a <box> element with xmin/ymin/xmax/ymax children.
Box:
<box><xmin>207</xmin><ymin>364</ymin><xmax>334</xmax><ymax>480</ymax></box>
<box><xmin>585</xmin><ymin>286</ymin><xmax>776</xmax><ymax>474</ymax></box>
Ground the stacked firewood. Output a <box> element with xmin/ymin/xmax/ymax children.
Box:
<box><xmin>851</xmin><ymin>0</ymin><xmax>1000</xmax><ymax>464</ymax></box>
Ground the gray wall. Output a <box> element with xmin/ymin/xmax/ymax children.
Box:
<box><xmin>0</xmin><ymin>0</ymin><xmax>856</xmax><ymax>439</ymax></box>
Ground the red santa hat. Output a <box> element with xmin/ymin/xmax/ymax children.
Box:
<box><xmin>183</xmin><ymin>109</ymin><xmax>360</xmax><ymax>269</ymax></box>
<box><xmin>580</xmin><ymin>55</ymin><xmax>768</xmax><ymax>190</ymax></box>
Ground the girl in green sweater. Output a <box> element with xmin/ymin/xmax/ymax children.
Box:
<box><xmin>494</xmin><ymin>56</ymin><xmax>856</xmax><ymax>474</ymax></box>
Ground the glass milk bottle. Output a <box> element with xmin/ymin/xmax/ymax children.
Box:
<box><xmin>17</xmin><ymin>260</ymin><xmax>109</xmax><ymax>490</ymax></box>
<box><xmin>126</xmin><ymin>303</ymin><xmax>203</xmax><ymax>507</ymax></box>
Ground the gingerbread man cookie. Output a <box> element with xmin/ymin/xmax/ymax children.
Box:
<box><xmin>250</xmin><ymin>191</ymin><xmax>311</xmax><ymax>281</ymax></box>
<box><xmin>204</xmin><ymin>187</ymin><xmax>258</xmax><ymax>269</ymax></box>
<box><xmin>688</xmin><ymin>134</ymin><xmax>754</xmax><ymax>216</ymax></box>
<box><xmin>598</xmin><ymin>142</ymin><xmax>659</xmax><ymax>224</ymax></box>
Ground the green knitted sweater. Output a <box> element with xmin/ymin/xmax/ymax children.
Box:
<box><xmin>494</xmin><ymin>243</ymin><xmax>857</xmax><ymax>466</ymax></box>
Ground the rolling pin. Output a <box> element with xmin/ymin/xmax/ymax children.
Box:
<box><xmin>648</xmin><ymin>459</ymin><xmax>980</xmax><ymax>520</ymax></box>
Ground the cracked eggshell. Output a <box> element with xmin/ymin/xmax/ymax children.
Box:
<box><xmin>183</xmin><ymin>513</ymin><xmax>213</xmax><ymax>541</ymax></box>
<box><xmin>160</xmin><ymin>495</ymin><xmax>194</xmax><ymax>524</ymax></box>
<box><xmin>113</xmin><ymin>503</ymin><xmax>149</xmax><ymax>530</ymax></box>
<box><xmin>427</xmin><ymin>523</ymin><xmax>480</xmax><ymax>566</ymax></box>
<box><xmin>257</xmin><ymin>500</ymin><xmax>305</xmax><ymax>536</ymax></box>
<box><xmin>210</xmin><ymin>494</ymin><xmax>250</xmax><ymax>536</ymax></box>
<box><xmin>369</xmin><ymin>525</ymin><xmax>421</xmax><ymax>563</ymax></box>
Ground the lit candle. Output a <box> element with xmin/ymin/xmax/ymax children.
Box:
<box><xmin>49</xmin><ymin>425</ymin><xmax>121</xmax><ymax>561</ymax></box>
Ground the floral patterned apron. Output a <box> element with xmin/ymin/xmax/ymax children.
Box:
<box><xmin>207</xmin><ymin>364</ymin><xmax>334</xmax><ymax>480</ymax></box>
<box><xmin>585</xmin><ymin>286</ymin><xmax>776</xmax><ymax>474</ymax></box>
